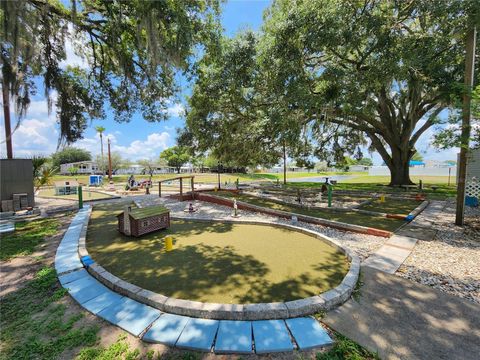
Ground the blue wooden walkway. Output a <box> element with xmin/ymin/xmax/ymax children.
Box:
<box><xmin>55</xmin><ymin>206</ymin><xmax>334</xmax><ymax>353</ymax></box>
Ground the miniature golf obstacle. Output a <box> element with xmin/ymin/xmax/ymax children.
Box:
<box><xmin>232</xmin><ymin>198</ymin><xmax>240</xmax><ymax>217</ymax></box>
<box><xmin>89</xmin><ymin>175</ymin><xmax>103</xmax><ymax>187</ymax></box>
<box><xmin>117</xmin><ymin>203</ymin><xmax>170</xmax><ymax>237</ymax></box>
<box><xmin>165</xmin><ymin>236</ymin><xmax>173</xmax><ymax>251</ymax></box>
<box><xmin>54</xmin><ymin>180</ymin><xmax>79</xmax><ymax>196</ymax></box>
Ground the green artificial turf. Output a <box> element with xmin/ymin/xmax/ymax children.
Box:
<box><xmin>87</xmin><ymin>203</ymin><xmax>349</xmax><ymax>304</ymax></box>
<box><xmin>216</xmin><ymin>191</ymin><xmax>404</xmax><ymax>232</ymax></box>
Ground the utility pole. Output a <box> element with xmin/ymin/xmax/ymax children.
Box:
<box><xmin>108</xmin><ymin>137</ymin><xmax>112</xmax><ymax>181</ymax></box>
<box><xmin>283</xmin><ymin>141</ymin><xmax>287</xmax><ymax>185</ymax></box>
<box><xmin>456</xmin><ymin>26</ymin><xmax>476</xmax><ymax>226</ymax></box>
<box><xmin>2</xmin><ymin>80</ymin><xmax>13</xmax><ymax>159</ymax></box>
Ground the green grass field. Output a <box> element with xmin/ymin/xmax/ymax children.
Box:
<box><xmin>88</xmin><ymin>203</ymin><xmax>349</xmax><ymax>304</ymax></box>
<box><xmin>0</xmin><ymin>218</ymin><xmax>60</xmax><ymax>261</ymax></box>
<box><xmin>359</xmin><ymin>199</ymin><xmax>421</xmax><ymax>215</ymax></box>
<box><xmin>216</xmin><ymin>191</ymin><xmax>408</xmax><ymax>231</ymax></box>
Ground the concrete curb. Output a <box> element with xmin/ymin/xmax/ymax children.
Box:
<box><xmin>81</xmin><ymin>209</ymin><xmax>360</xmax><ymax>320</ymax></box>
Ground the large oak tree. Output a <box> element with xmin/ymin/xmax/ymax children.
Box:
<box><xmin>261</xmin><ymin>0</ymin><xmax>480</xmax><ymax>185</ymax></box>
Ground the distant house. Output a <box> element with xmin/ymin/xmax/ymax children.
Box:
<box><xmin>60</xmin><ymin>161</ymin><xmax>101</xmax><ymax>175</ymax></box>
<box><xmin>349</xmin><ymin>165</ymin><xmax>370</xmax><ymax>172</ymax></box>
<box><xmin>117</xmin><ymin>204</ymin><xmax>170</xmax><ymax>237</ymax></box>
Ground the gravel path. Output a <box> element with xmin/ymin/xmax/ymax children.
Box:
<box><xmin>397</xmin><ymin>200</ymin><xmax>480</xmax><ymax>304</ymax></box>
<box><xmin>136</xmin><ymin>196</ymin><xmax>387</xmax><ymax>261</ymax></box>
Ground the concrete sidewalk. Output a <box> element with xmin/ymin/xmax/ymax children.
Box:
<box><xmin>324</xmin><ymin>266</ymin><xmax>480</xmax><ymax>360</ymax></box>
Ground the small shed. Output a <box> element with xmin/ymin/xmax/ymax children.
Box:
<box><xmin>54</xmin><ymin>180</ymin><xmax>79</xmax><ymax>195</ymax></box>
<box><xmin>117</xmin><ymin>204</ymin><xmax>170</xmax><ymax>237</ymax></box>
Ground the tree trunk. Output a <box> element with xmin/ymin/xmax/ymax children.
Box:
<box><xmin>387</xmin><ymin>150</ymin><xmax>415</xmax><ymax>186</ymax></box>
<box><xmin>283</xmin><ymin>141</ymin><xmax>287</xmax><ymax>185</ymax></box>
<box><xmin>2</xmin><ymin>78</ymin><xmax>13</xmax><ymax>159</ymax></box>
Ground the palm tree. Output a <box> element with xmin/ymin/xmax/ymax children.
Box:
<box><xmin>95</xmin><ymin>126</ymin><xmax>106</xmax><ymax>174</ymax></box>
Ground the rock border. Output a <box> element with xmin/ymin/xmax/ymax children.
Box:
<box><xmin>195</xmin><ymin>192</ymin><xmax>392</xmax><ymax>237</ymax></box>
<box><xmin>80</xmin><ymin>211</ymin><xmax>360</xmax><ymax>320</ymax></box>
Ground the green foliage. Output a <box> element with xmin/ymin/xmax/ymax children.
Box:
<box><xmin>261</xmin><ymin>0</ymin><xmax>479</xmax><ymax>184</ymax></box>
<box><xmin>51</xmin><ymin>147</ymin><xmax>92</xmax><ymax>168</ymax></box>
<box><xmin>160</xmin><ymin>146</ymin><xmax>191</xmax><ymax>173</ymax></box>
<box><xmin>411</xmin><ymin>151</ymin><xmax>424</xmax><ymax>162</ymax></box>
<box><xmin>0</xmin><ymin>267</ymin><xmax>99</xmax><ymax>359</ymax></box>
<box><xmin>316</xmin><ymin>333</ymin><xmax>379</xmax><ymax>360</ymax></box>
<box><xmin>1</xmin><ymin>0</ymin><xmax>221</xmax><ymax>144</ymax></box>
<box><xmin>32</xmin><ymin>155</ymin><xmax>58</xmax><ymax>190</ymax></box>
<box><xmin>69</xmin><ymin>166</ymin><xmax>79</xmax><ymax>176</ymax></box>
<box><xmin>0</xmin><ymin>218</ymin><xmax>59</xmax><ymax>260</ymax></box>
<box><xmin>95</xmin><ymin>152</ymin><xmax>127</xmax><ymax>174</ymax></box>
<box><xmin>433</xmin><ymin>85</ymin><xmax>480</xmax><ymax>149</ymax></box>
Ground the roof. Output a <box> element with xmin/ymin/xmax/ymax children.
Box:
<box><xmin>54</xmin><ymin>180</ymin><xmax>79</xmax><ymax>186</ymax></box>
<box><xmin>122</xmin><ymin>205</ymin><xmax>170</xmax><ymax>220</ymax></box>
<box><xmin>409</xmin><ymin>160</ymin><xmax>425</xmax><ymax>166</ymax></box>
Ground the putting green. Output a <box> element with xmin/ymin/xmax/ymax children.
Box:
<box><xmin>216</xmin><ymin>191</ymin><xmax>405</xmax><ymax>231</ymax></box>
<box><xmin>87</xmin><ymin>203</ymin><xmax>349</xmax><ymax>304</ymax></box>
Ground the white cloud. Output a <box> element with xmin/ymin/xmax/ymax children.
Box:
<box><xmin>59</xmin><ymin>25</ymin><xmax>90</xmax><ymax>70</ymax></box>
<box><xmin>0</xmin><ymin>98</ymin><xmax>59</xmax><ymax>157</ymax></box>
<box><xmin>73</xmin><ymin>132</ymin><xmax>171</xmax><ymax>161</ymax></box>
<box><xmin>165</xmin><ymin>102</ymin><xmax>185</xmax><ymax>117</ymax></box>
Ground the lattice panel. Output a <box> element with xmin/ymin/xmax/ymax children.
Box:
<box><xmin>465</xmin><ymin>177</ymin><xmax>480</xmax><ymax>198</ymax></box>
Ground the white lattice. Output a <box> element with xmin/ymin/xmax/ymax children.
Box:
<box><xmin>465</xmin><ymin>177</ymin><xmax>480</xmax><ymax>198</ymax></box>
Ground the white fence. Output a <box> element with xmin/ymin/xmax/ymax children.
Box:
<box><xmin>368</xmin><ymin>166</ymin><xmax>457</xmax><ymax>177</ymax></box>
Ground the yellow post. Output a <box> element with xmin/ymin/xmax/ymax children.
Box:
<box><xmin>380</xmin><ymin>194</ymin><xmax>385</xmax><ymax>203</ymax></box>
<box><xmin>165</xmin><ymin>236</ymin><xmax>173</xmax><ymax>251</ymax></box>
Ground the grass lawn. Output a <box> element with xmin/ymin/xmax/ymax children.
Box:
<box><xmin>88</xmin><ymin>203</ymin><xmax>349</xmax><ymax>304</ymax></box>
<box><xmin>359</xmin><ymin>198</ymin><xmax>421</xmax><ymax>215</ymax></box>
<box><xmin>216</xmin><ymin>191</ymin><xmax>405</xmax><ymax>232</ymax></box>
<box><xmin>259</xmin><ymin>171</ymin><xmax>368</xmax><ymax>180</ymax></box>
<box><xmin>0</xmin><ymin>267</ymin><xmax>99</xmax><ymax>359</ymax></box>
<box><xmin>285</xmin><ymin>175</ymin><xmax>457</xmax><ymax>199</ymax></box>
<box><xmin>0</xmin><ymin>218</ymin><xmax>60</xmax><ymax>261</ymax></box>
<box><xmin>37</xmin><ymin>188</ymin><xmax>115</xmax><ymax>201</ymax></box>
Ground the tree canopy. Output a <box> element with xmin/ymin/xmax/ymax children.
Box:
<box><xmin>1</xmin><ymin>0</ymin><xmax>221</xmax><ymax>149</ymax></box>
<box><xmin>184</xmin><ymin>0</ymin><xmax>479</xmax><ymax>185</ymax></box>
<box><xmin>160</xmin><ymin>146</ymin><xmax>191</xmax><ymax>173</ymax></box>
<box><xmin>51</xmin><ymin>146</ymin><xmax>91</xmax><ymax>167</ymax></box>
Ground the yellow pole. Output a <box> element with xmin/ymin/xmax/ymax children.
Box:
<box><xmin>380</xmin><ymin>194</ymin><xmax>385</xmax><ymax>203</ymax></box>
<box><xmin>165</xmin><ymin>236</ymin><xmax>173</xmax><ymax>251</ymax></box>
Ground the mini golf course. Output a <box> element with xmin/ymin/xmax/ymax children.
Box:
<box><xmin>214</xmin><ymin>191</ymin><xmax>414</xmax><ymax>232</ymax></box>
<box><xmin>87</xmin><ymin>203</ymin><xmax>349</xmax><ymax>304</ymax></box>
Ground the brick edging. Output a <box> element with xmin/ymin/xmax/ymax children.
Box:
<box><xmin>195</xmin><ymin>192</ymin><xmax>392</xmax><ymax>238</ymax></box>
<box><xmin>79</xmin><ymin>210</ymin><xmax>360</xmax><ymax>320</ymax></box>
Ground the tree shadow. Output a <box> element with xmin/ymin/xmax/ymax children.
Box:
<box><xmin>324</xmin><ymin>265</ymin><xmax>480</xmax><ymax>360</ymax></box>
<box><xmin>87</xmin><ymin>202</ymin><xmax>349</xmax><ymax>303</ymax></box>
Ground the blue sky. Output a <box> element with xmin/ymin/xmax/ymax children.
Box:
<box><xmin>0</xmin><ymin>0</ymin><xmax>458</xmax><ymax>164</ymax></box>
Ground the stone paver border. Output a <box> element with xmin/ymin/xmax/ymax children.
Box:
<box><xmin>80</xmin><ymin>209</ymin><xmax>360</xmax><ymax>320</ymax></box>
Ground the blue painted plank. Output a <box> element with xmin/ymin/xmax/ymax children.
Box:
<box><xmin>176</xmin><ymin>318</ymin><xmax>219</xmax><ymax>352</ymax></box>
<box><xmin>116</xmin><ymin>304</ymin><xmax>161</xmax><ymax>337</ymax></box>
<box><xmin>66</xmin><ymin>275</ymin><xmax>109</xmax><ymax>304</ymax></box>
<box><xmin>252</xmin><ymin>320</ymin><xmax>294</xmax><ymax>354</ymax></box>
<box><xmin>214</xmin><ymin>320</ymin><xmax>252</xmax><ymax>354</ymax></box>
<box><xmin>82</xmin><ymin>291</ymin><xmax>124</xmax><ymax>314</ymax></box>
<box><xmin>59</xmin><ymin>269</ymin><xmax>88</xmax><ymax>285</ymax></box>
<box><xmin>143</xmin><ymin>314</ymin><xmax>190</xmax><ymax>346</ymax></box>
<box><xmin>285</xmin><ymin>317</ymin><xmax>333</xmax><ymax>350</ymax></box>
<box><xmin>98</xmin><ymin>298</ymin><xmax>161</xmax><ymax>336</ymax></box>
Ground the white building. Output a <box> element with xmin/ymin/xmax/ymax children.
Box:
<box><xmin>60</xmin><ymin>161</ymin><xmax>101</xmax><ymax>175</ymax></box>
